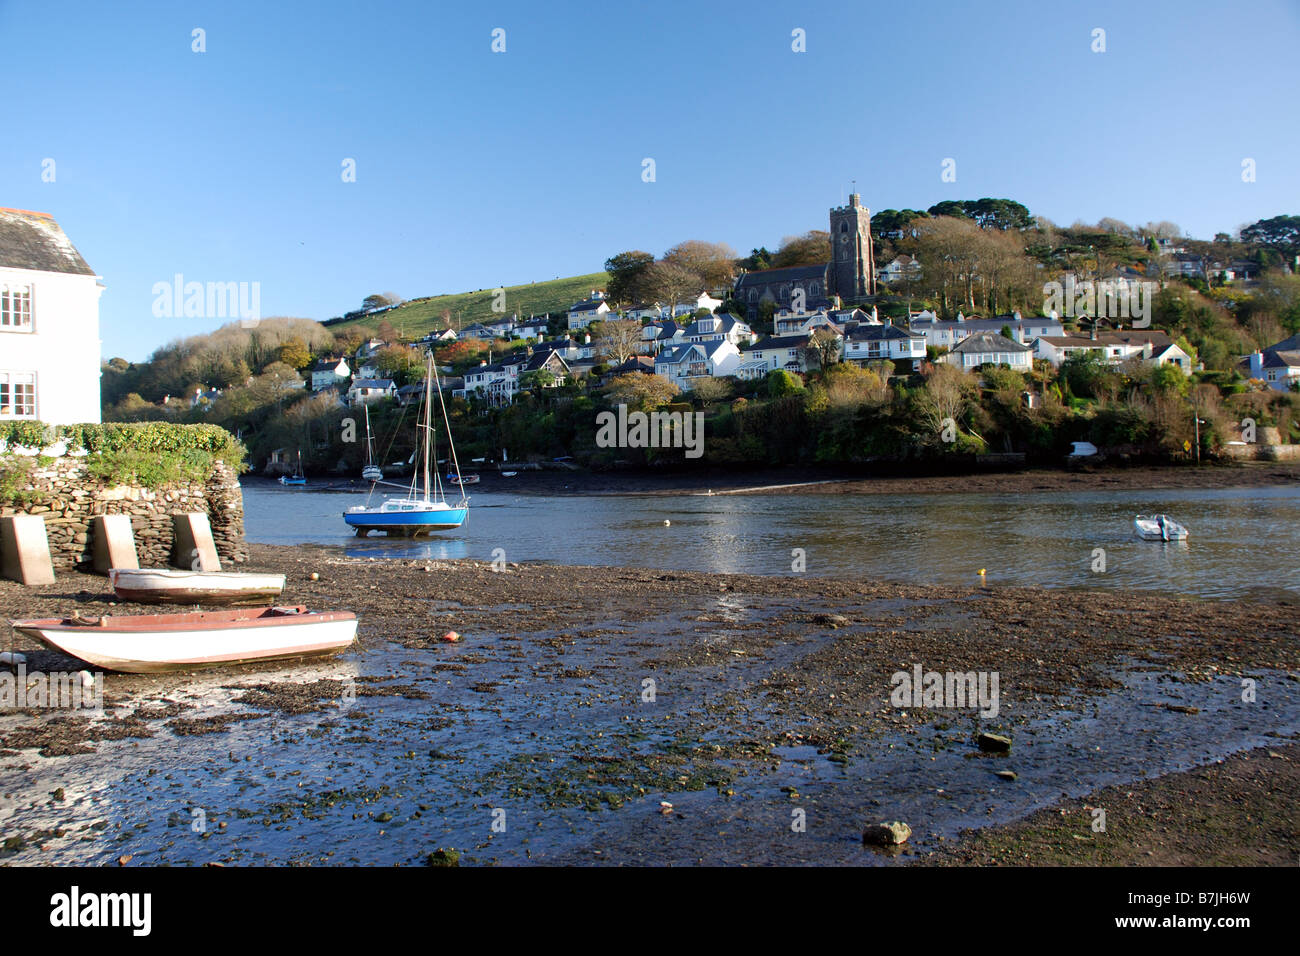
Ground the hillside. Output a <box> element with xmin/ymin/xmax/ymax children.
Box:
<box><xmin>327</xmin><ymin>272</ymin><xmax>611</xmax><ymax>339</ymax></box>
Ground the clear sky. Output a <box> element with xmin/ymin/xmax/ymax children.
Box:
<box><xmin>2</xmin><ymin>0</ymin><xmax>1297</xmax><ymax>361</ymax></box>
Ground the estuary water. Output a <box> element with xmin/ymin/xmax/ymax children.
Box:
<box><xmin>243</xmin><ymin>481</ymin><xmax>1300</xmax><ymax>600</ymax></box>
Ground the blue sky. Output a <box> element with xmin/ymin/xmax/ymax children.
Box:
<box><xmin>2</xmin><ymin>0</ymin><xmax>1297</xmax><ymax>360</ymax></box>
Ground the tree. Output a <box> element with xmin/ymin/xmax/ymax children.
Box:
<box><xmin>277</xmin><ymin>338</ymin><xmax>313</xmax><ymax>370</ymax></box>
<box><xmin>771</xmin><ymin>231</ymin><xmax>831</xmax><ymax>268</ymax></box>
<box><xmin>604</xmin><ymin>251</ymin><xmax>656</xmax><ymax>306</ymax></box>
<box><xmin>804</xmin><ymin>327</ymin><xmax>841</xmax><ymax>372</ymax></box>
<box><xmin>738</xmin><ymin>247</ymin><xmax>773</xmax><ymax>271</ymax></box>
<box><xmin>375</xmin><ymin>319</ymin><xmax>400</xmax><ymax>343</ymax></box>
<box><xmin>594</xmin><ymin>319</ymin><xmax>644</xmax><ymax>365</ymax></box>
<box><xmin>872</xmin><ymin>209</ymin><xmax>930</xmax><ymax>238</ymax></box>
<box><xmin>601</xmin><ymin>373</ymin><xmax>680</xmax><ymax>410</ymax></box>
<box><xmin>661</xmin><ymin>240</ymin><xmax>737</xmax><ymax>288</ymax></box>
<box><xmin>914</xmin><ymin>364</ymin><xmax>975</xmax><ymax>444</ymax></box>
<box><xmin>766</xmin><ymin>369</ymin><xmax>805</xmax><ymax>399</ymax></box>
<box><xmin>362</xmin><ymin>293</ymin><xmax>401</xmax><ymax>312</ymax></box>
<box><xmin>643</xmin><ymin>260</ymin><xmax>703</xmax><ymax>317</ymax></box>
<box><xmin>1241</xmin><ymin>215</ymin><xmax>1300</xmax><ymax>260</ymax></box>
<box><xmin>688</xmin><ymin>376</ymin><xmax>733</xmax><ymax>407</ymax></box>
<box><xmin>374</xmin><ymin>345</ymin><xmax>424</xmax><ymax>386</ymax></box>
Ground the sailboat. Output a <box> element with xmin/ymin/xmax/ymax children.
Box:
<box><xmin>343</xmin><ymin>355</ymin><xmax>469</xmax><ymax>536</ymax></box>
<box><xmin>279</xmin><ymin>451</ymin><xmax>307</xmax><ymax>486</ymax></box>
<box><xmin>361</xmin><ymin>403</ymin><xmax>383</xmax><ymax>482</ymax></box>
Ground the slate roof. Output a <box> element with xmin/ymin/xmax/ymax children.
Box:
<box><xmin>349</xmin><ymin>378</ymin><xmax>395</xmax><ymax>389</ymax></box>
<box><xmin>734</xmin><ymin>264</ymin><xmax>828</xmax><ymax>288</ymax></box>
<box><xmin>569</xmin><ymin>299</ymin><xmax>608</xmax><ymax>313</ymax></box>
<box><xmin>656</xmin><ymin>344</ymin><xmax>704</xmax><ymax>365</ymax></box>
<box><xmin>0</xmin><ymin>208</ymin><xmax>95</xmax><ymax>275</ymax></box>
<box><xmin>747</xmin><ymin>335</ymin><xmax>814</xmax><ymax>351</ymax></box>
<box><xmin>846</xmin><ymin>324</ymin><xmax>914</xmax><ymax>342</ymax></box>
<box><xmin>1262</xmin><ymin>349</ymin><xmax>1300</xmax><ymax>369</ymax></box>
<box><xmin>951</xmin><ymin>332</ymin><xmax>1031</xmax><ymax>354</ymax></box>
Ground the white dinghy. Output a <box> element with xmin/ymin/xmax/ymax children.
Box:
<box><xmin>108</xmin><ymin>568</ymin><xmax>287</xmax><ymax>606</ymax></box>
<box><xmin>10</xmin><ymin>606</ymin><xmax>357</xmax><ymax>673</ymax></box>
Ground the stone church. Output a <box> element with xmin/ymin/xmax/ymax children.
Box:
<box><xmin>733</xmin><ymin>193</ymin><xmax>877</xmax><ymax>323</ymax></box>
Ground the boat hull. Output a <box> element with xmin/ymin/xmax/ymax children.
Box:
<box><xmin>343</xmin><ymin>507</ymin><xmax>468</xmax><ymax>535</ymax></box>
<box><xmin>1133</xmin><ymin>515</ymin><xmax>1189</xmax><ymax>541</ymax></box>
<box><xmin>108</xmin><ymin>569</ymin><xmax>287</xmax><ymax>606</ymax></box>
<box><xmin>9</xmin><ymin>607</ymin><xmax>357</xmax><ymax>674</ymax></box>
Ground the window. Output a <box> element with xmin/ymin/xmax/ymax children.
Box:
<box><xmin>0</xmin><ymin>372</ymin><xmax>37</xmax><ymax>418</ymax></box>
<box><xmin>1</xmin><ymin>285</ymin><xmax>33</xmax><ymax>330</ymax></box>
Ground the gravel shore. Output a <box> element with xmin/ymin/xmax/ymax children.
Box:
<box><xmin>1</xmin><ymin>544</ymin><xmax>1296</xmax><ymax>865</ymax></box>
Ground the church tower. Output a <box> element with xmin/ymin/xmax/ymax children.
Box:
<box><xmin>829</xmin><ymin>193</ymin><xmax>876</xmax><ymax>303</ymax></box>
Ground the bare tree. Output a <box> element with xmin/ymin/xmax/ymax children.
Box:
<box><xmin>644</xmin><ymin>260</ymin><xmax>704</xmax><ymax>318</ymax></box>
<box><xmin>594</xmin><ymin>319</ymin><xmax>644</xmax><ymax>365</ymax></box>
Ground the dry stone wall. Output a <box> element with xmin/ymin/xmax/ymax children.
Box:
<box><xmin>0</xmin><ymin>455</ymin><xmax>247</xmax><ymax>571</ymax></box>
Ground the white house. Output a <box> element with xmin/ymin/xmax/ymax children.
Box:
<box><xmin>625</xmin><ymin>303</ymin><xmax>663</xmax><ymax>322</ymax></box>
<box><xmin>346</xmin><ymin>378</ymin><xmax>396</xmax><ymax>405</ymax></box>
<box><xmin>0</xmin><ymin>208</ymin><xmax>103</xmax><ymax>424</ymax></box>
<box><xmin>876</xmin><ymin>254</ymin><xmax>921</xmax><ymax>285</ymax></box>
<box><xmin>940</xmin><ymin>331</ymin><xmax>1034</xmax><ymax>371</ymax></box>
<box><xmin>310</xmin><ymin>357</ymin><xmax>351</xmax><ymax>391</ymax></box>
<box><xmin>681</xmin><ymin>314</ymin><xmax>757</xmax><ymax>347</ymax></box>
<box><xmin>1034</xmin><ymin>331</ymin><xmax>1190</xmax><ymax>371</ymax></box>
<box><xmin>909</xmin><ymin>312</ymin><xmax>1064</xmax><ymax>349</ymax></box>
<box><xmin>667</xmin><ymin>291</ymin><xmax>724</xmax><ymax>318</ymax></box>
<box><xmin>567</xmin><ymin>292</ymin><xmax>611</xmax><ymax>330</ymax></box>
<box><xmin>774</xmin><ymin>309</ymin><xmax>851</xmax><ymax>337</ymax></box>
<box><xmin>1241</xmin><ymin>334</ymin><xmax>1300</xmax><ymax>391</ymax></box>
<box><xmin>742</xmin><ymin>334</ymin><xmax>818</xmax><ymax>374</ymax></box>
<box><xmin>653</xmin><ymin>340</ymin><xmax>740</xmax><ymax>386</ymax></box>
<box><xmin>842</xmin><ymin>324</ymin><xmax>926</xmax><ymax>369</ymax></box>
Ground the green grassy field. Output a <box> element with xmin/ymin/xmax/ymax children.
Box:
<box><xmin>329</xmin><ymin>272</ymin><xmax>612</xmax><ymax>339</ymax></box>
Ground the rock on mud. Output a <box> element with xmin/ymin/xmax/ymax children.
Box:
<box><xmin>862</xmin><ymin>821</ymin><xmax>912</xmax><ymax>846</ymax></box>
<box><xmin>978</xmin><ymin>732</ymin><xmax>1013</xmax><ymax>753</ymax></box>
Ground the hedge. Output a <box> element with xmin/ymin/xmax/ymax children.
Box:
<box><xmin>0</xmin><ymin>421</ymin><xmax>246</xmax><ymax>469</ymax></box>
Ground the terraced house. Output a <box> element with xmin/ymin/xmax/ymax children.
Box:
<box><xmin>0</xmin><ymin>208</ymin><xmax>103</xmax><ymax>424</ymax></box>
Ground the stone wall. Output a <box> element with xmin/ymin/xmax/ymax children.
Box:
<box><xmin>0</xmin><ymin>455</ymin><xmax>247</xmax><ymax>571</ymax></box>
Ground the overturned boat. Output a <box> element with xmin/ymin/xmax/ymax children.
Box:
<box><xmin>108</xmin><ymin>568</ymin><xmax>287</xmax><ymax>606</ymax></box>
<box><xmin>9</xmin><ymin>606</ymin><xmax>357</xmax><ymax>673</ymax></box>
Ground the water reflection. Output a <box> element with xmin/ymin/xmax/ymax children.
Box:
<box><xmin>243</xmin><ymin>483</ymin><xmax>1300</xmax><ymax>599</ymax></box>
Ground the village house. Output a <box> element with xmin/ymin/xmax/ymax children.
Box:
<box><xmin>1241</xmin><ymin>334</ymin><xmax>1300</xmax><ymax>391</ymax></box>
<box><xmin>741</xmin><ymin>333</ymin><xmax>821</xmax><ymax>375</ymax></box>
<box><xmin>654</xmin><ymin>340</ymin><xmax>741</xmax><ymax>387</ymax></box>
<box><xmin>640</xmin><ymin>319</ymin><xmax>683</xmax><ymax>354</ymax></box>
<box><xmin>416</xmin><ymin>328</ymin><xmax>458</xmax><ymax>344</ymax></box>
<box><xmin>1034</xmin><ymin>330</ymin><xmax>1191</xmax><ymax>371</ymax></box>
<box><xmin>460</xmin><ymin>322</ymin><xmax>499</xmax><ymax>341</ymax></box>
<box><xmin>567</xmin><ymin>291</ymin><xmax>611</xmax><ymax>331</ymax></box>
<box><xmin>0</xmin><ymin>208</ymin><xmax>103</xmax><ymax>425</ymax></box>
<box><xmin>773</xmin><ymin>308</ymin><xmax>854</xmax><ymax>337</ymax></box>
<box><xmin>512</xmin><ymin>318</ymin><xmax>550</xmax><ymax>340</ymax></box>
<box><xmin>625</xmin><ymin>303</ymin><xmax>663</xmax><ymax>322</ymax></box>
<box><xmin>909</xmin><ymin>312</ymin><xmax>1064</xmax><ymax>349</ymax></box>
<box><xmin>310</xmin><ymin>356</ymin><xmax>352</xmax><ymax>391</ymax></box>
<box><xmin>456</xmin><ymin>349</ymin><xmax>569</xmax><ymax>406</ymax></box>
<box><xmin>666</xmin><ymin>291</ymin><xmax>724</xmax><ymax>319</ymax></box>
<box><xmin>842</xmin><ymin>324</ymin><xmax>926</xmax><ymax>370</ymax></box>
<box><xmin>346</xmin><ymin>377</ymin><xmax>396</xmax><ymax>405</ymax></box>
<box><xmin>940</xmin><ymin>331</ymin><xmax>1035</xmax><ymax>371</ymax></box>
<box><xmin>681</xmin><ymin>313</ymin><xmax>757</xmax><ymax>347</ymax></box>
<box><xmin>876</xmin><ymin>254</ymin><xmax>921</xmax><ymax>285</ymax></box>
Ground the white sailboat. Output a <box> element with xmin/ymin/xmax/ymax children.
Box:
<box><xmin>343</xmin><ymin>355</ymin><xmax>469</xmax><ymax>536</ymax></box>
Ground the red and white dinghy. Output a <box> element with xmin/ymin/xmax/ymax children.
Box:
<box><xmin>9</xmin><ymin>606</ymin><xmax>357</xmax><ymax>674</ymax></box>
<box><xmin>108</xmin><ymin>568</ymin><xmax>287</xmax><ymax>606</ymax></box>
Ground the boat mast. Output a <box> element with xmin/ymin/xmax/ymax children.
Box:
<box><xmin>430</xmin><ymin>355</ymin><xmax>466</xmax><ymax>504</ymax></box>
<box><xmin>422</xmin><ymin>354</ymin><xmax>433</xmax><ymax>501</ymax></box>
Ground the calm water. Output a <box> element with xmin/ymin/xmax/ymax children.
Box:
<box><xmin>242</xmin><ymin>481</ymin><xmax>1300</xmax><ymax>599</ymax></box>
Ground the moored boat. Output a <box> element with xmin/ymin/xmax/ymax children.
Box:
<box><xmin>108</xmin><ymin>568</ymin><xmax>287</xmax><ymax>606</ymax></box>
<box><xmin>1134</xmin><ymin>514</ymin><xmax>1189</xmax><ymax>541</ymax></box>
<box><xmin>9</xmin><ymin>606</ymin><xmax>357</xmax><ymax>673</ymax></box>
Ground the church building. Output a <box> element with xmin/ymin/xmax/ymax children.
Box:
<box><xmin>733</xmin><ymin>193</ymin><xmax>877</xmax><ymax>323</ymax></box>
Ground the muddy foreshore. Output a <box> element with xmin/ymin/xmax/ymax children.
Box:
<box><xmin>1</xmin><ymin>543</ymin><xmax>1297</xmax><ymax>865</ymax></box>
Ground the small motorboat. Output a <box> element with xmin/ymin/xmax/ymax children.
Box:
<box><xmin>501</xmin><ymin>471</ymin><xmax>517</xmax><ymax>478</ymax></box>
<box><xmin>447</xmin><ymin>473</ymin><xmax>480</xmax><ymax>485</ymax></box>
<box><xmin>108</xmin><ymin>568</ymin><xmax>287</xmax><ymax>606</ymax></box>
<box><xmin>1134</xmin><ymin>514</ymin><xmax>1189</xmax><ymax>541</ymax></box>
<box><xmin>9</xmin><ymin>606</ymin><xmax>357</xmax><ymax>673</ymax></box>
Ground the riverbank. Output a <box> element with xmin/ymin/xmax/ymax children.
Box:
<box><xmin>1</xmin><ymin>546</ymin><xmax>1296</xmax><ymax>865</ymax></box>
<box><xmin>252</xmin><ymin>460</ymin><xmax>1300</xmax><ymax>498</ymax></box>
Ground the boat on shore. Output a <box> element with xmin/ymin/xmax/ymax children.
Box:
<box><xmin>344</xmin><ymin>355</ymin><xmax>469</xmax><ymax>536</ymax></box>
<box><xmin>9</xmin><ymin>606</ymin><xmax>357</xmax><ymax>673</ymax></box>
<box><xmin>279</xmin><ymin>450</ymin><xmax>307</xmax><ymax>486</ymax></box>
<box><xmin>1134</xmin><ymin>514</ymin><xmax>1189</xmax><ymax>541</ymax></box>
<box><xmin>447</xmin><ymin>473</ymin><xmax>479</xmax><ymax>485</ymax></box>
<box><xmin>108</xmin><ymin>568</ymin><xmax>287</xmax><ymax>606</ymax></box>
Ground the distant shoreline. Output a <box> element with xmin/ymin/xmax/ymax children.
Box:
<box><xmin>245</xmin><ymin>460</ymin><xmax>1300</xmax><ymax>499</ymax></box>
